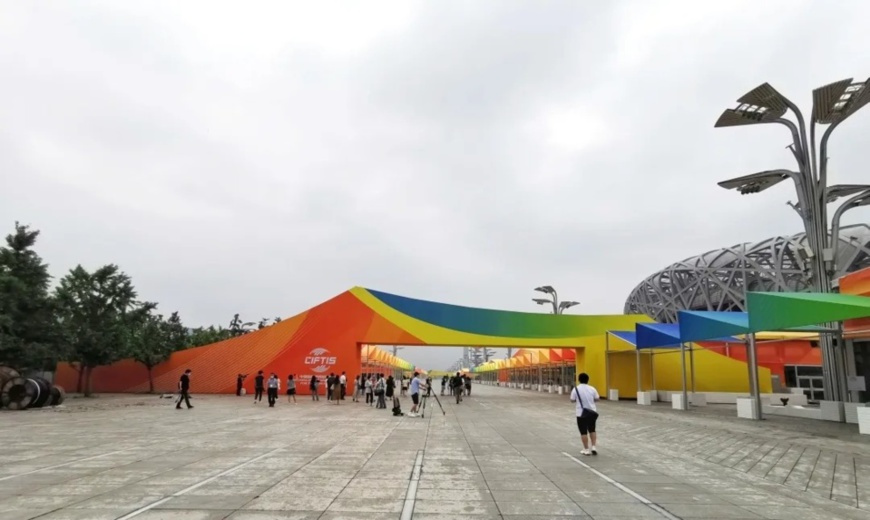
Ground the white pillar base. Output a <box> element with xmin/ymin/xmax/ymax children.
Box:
<box><xmin>608</xmin><ymin>389</ymin><xmax>619</xmax><ymax>401</ymax></box>
<box><xmin>820</xmin><ymin>400</ymin><xmax>846</xmax><ymax>422</ymax></box>
<box><xmin>736</xmin><ymin>397</ymin><xmax>759</xmax><ymax>419</ymax></box>
<box><xmin>636</xmin><ymin>391</ymin><xmax>652</xmax><ymax>405</ymax></box>
<box><xmin>858</xmin><ymin>407</ymin><xmax>870</xmax><ymax>435</ymax></box>
<box><xmin>672</xmin><ymin>393</ymin><xmax>688</xmax><ymax>410</ymax></box>
<box><xmin>845</xmin><ymin>402</ymin><xmax>869</xmax><ymax>424</ymax></box>
<box><xmin>558</xmin><ymin>386</ymin><xmax>564</xmax><ymax>395</ymax></box>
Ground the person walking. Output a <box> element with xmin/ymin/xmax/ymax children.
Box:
<box><xmin>176</xmin><ymin>369</ymin><xmax>193</xmax><ymax>409</ymax></box>
<box><xmin>286</xmin><ymin>374</ymin><xmax>297</xmax><ymax>404</ymax></box>
<box><xmin>326</xmin><ymin>373</ymin><xmax>334</xmax><ymax>401</ymax></box>
<box><xmin>452</xmin><ymin>372</ymin><xmax>463</xmax><ymax>404</ymax></box>
<box><xmin>253</xmin><ymin>370</ymin><xmax>265</xmax><ymax>404</ymax></box>
<box><xmin>408</xmin><ymin>372</ymin><xmax>421</xmax><ymax>417</ymax></box>
<box><xmin>386</xmin><ymin>375</ymin><xmax>395</xmax><ymax>402</ymax></box>
<box><xmin>353</xmin><ymin>375</ymin><xmax>362</xmax><ymax>402</ymax></box>
<box><xmin>365</xmin><ymin>375</ymin><xmax>374</xmax><ymax>406</ymax></box>
<box><xmin>340</xmin><ymin>371</ymin><xmax>347</xmax><ymax>400</ymax></box>
<box><xmin>236</xmin><ymin>373</ymin><xmax>246</xmax><ymax>396</ymax></box>
<box><xmin>440</xmin><ymin>375</ymin><xmax>447</xmax><ymax>396</ymax></box>
<box><xmin>570</xmin><ymin>373</ymin><xmax>600</xmax><ymax>456</ymax></box>
<box><xmin>465</xmin><ymin>375</ymin><xmax>472</xmax><ymax>397</ymax></box>
<box><xmin>310</xmin><ymin>375</ymin><xmax>320</xmax><ymax>401</ymax></box>
<box><xmin>332</xmin><ymin>375</ymin><xmax>342</xmax><ymax>404</ymax></box>
<box><xmin>267</xmin><ymin>373</ymin><xmax>280</xmax><ymax>407</ymax></box>
<box><xmin>375</xmin><ymin>373</ymin><xmax>387</xmax><ymax>409</ymax></box>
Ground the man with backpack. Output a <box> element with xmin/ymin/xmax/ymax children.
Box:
<box><xmin>570</xmin><ymin>372</ymin><xmax>600</xmax><ymax>456</ymax></box>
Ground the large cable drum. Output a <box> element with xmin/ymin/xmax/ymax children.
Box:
<box><xmin>30</xmin><ymin>378</ymin><xmax>52</xmax><ymax>408</ymax></box>
<box><xmin>1</xmin><ymin>377</ymin><xmax>38</xmax><ymax>410</ymax></box>
<box><xmin>49</xmin><ymin>385</ymin><xmax>66</xmax><ymax>406</ymax></box>
<box><xmin>0</xmin><ymin>366</ymin><xmax>20</xmax><ymax>389</ymax></box>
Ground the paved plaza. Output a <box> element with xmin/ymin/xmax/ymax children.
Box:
<box><xmin>1</xmin><ymin>385</ymin><xmax>869</xmax><ymax>520</ymax></box>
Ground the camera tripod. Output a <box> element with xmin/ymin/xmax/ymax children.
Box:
<box><xmin>419</xmin><ymin>391</ymin><xmax>445</xmax><ymax>418</ymax></box>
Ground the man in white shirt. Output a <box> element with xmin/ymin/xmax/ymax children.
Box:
<box><xmin>339</xmin><ymin>372</ymin><xmax>347</xmax><ymax>400</ymax></box>
<box><xmin>570</xmin><ymin>372</ymin><xmax>600</xmax><ymax>456</ymax></box>
<box><xmin>408</xmin><ymin>373</ymin><xmax>421</xmax><ymax>417</ymax></box>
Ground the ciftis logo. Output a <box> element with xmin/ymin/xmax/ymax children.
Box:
<box><xmin>304</xmin><ymin>347</ymin><xmax>337</xmax><ymax>373</ymax></box>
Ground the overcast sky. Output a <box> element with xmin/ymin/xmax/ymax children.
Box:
<box><xmin>2</xmin><ymin>1</ymin><xmax>869</xmax><ymax>370</ymax></box>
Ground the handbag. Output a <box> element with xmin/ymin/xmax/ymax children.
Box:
<box><xmin>574</xmin><ymin>385</ymin><xmax>599</xmax><ymax>420</ymax></box>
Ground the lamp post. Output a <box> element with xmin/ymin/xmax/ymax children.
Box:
<box><xmin>715</xmin><ymin>78</ymin><xmax>870</xmax><ymax>402</ymax></box>
<box><xmin>533</xmin><ymin>286</ymin><xmax>579</xmax><ymax>314</ymax></box>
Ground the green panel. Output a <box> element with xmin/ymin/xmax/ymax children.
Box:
<box><xmin>747</xmin><ymin>292</ymin><xmax>870</xmax><ymax>331</ymax></box>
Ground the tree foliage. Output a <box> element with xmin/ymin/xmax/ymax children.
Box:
<box><xmin>54</xmin><ymin>264</ymin><xmax>155</xmax><ymax>396</ymax></box>
<box><xmin>0</xmin><ymin>221</ymin><xmax>283</xmax><ymax>396</ymax></box>
<box><xmin>130</xmin><ymin>311</ymin><xmax>188</xmax><ymax>392</ymax></box>
<box><xmin>0</xmin><ymin>223</ymin><xmax>58</xmax><ymax>371</ymax></box>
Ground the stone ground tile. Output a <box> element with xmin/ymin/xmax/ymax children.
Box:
<box><xmin>742</xmin><ymin>505</ymin><xmax>851</xmax><ymax>520</ymax></box>
<box><xmin>414</xmin><ymin>487</ymin><xmax>492</xmax><ymax>501</ymax></box>
<box><xmin>660</xmin><ymin>503</ymin><xmax>763</xmax><ymax>518</ymax></box>
<box><xmin>239</xmin><ymin>495</ymin><xmax>336</xmax><ymax>511</ymax></box>
<box><xmin>411</xmin><ymin>515</ymin><xmax>502</xmax><ymax>520</ymax></box>
<box><xmin>132</xmin><ymin>510</ymin><xmax>232</xmax><ymax>520</ymax></box>
<box><xmin>224</xmin><ymin>513</ymin><xmax>319</xmax><ymax>520</ymax></box>
<box><xmin>325</xmin><ymin>497</ymin><xmax>404</xmax><ymax>513</ymax></box>
<box><xmin>28</xmin><ymin>508</ymin><xmax>134</xmax><ymax>520</ymax></box>
<box><xmin>578</xmin><ymin>502</ymin><xmax>674</xmax><ymax>518</ymax></box>
<box><xmin>484</xmin><ymin>479</ymin><xmax>562</xmax><ymax>491</ymax></box>
<box><xmin>489</xmin><ymin>489</ymin><xmax>574</xmax><ymax>502</ymax></box>
<box><xmin>500</xmin><ymin>517</ymin><xmax>591</xmax><ymax>520</ymax></box>
<box><xmin>343</xmin><ymin>478</ymin><xmax>409</xmax><ymax>489</ymax></box>
<box><xmin>336</xmin><ymin>486</ymin><xmax>407</xmax><ymax>500</ymax></box>
<box><xmin>496</xmin><ymin>501</ymin><xmax>587</xmax><ymax>516</ymax></box>
<box><xmin>0</xmin><ymin>509</ymin><xmax>56</xmax><ymax>520</ymax></box>
<box><xmin>0</xmin><ymin>494</ymin><xmax>85</xmax><ymax>510</ymax></box>
<box><xmin>562</xmin><ymin>490</ymin><xmax>643</xmax><ymax>504</ymax></box>
<box><xmin>642</xmin><ymin>492</ymin><xmax>730</xmax><ymax>505</ymax></box>
<box><xmin>3</xmin><ymin>387</ymin><xmax>870</xmax><ymax>519</ymax></box>
<box><xmin>318</xmin><ymin>514</ymin><xmax>399</xmax><ymax>520</ymax></box>
<box><xmin>67</xmin><ymin>493</ymin><xmax>167</xmax><ymax>510</ymax></box>
<box><xmin>412</xmin><ymin>499</ymin><xmax>500</xmax><ymax>515</ymax></box>
<box><xmin>156</xmin><ymin>494</ymin><xmax>256</xmax><ymax>510</ymax></box>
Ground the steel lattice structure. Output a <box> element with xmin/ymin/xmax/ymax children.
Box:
<box><xmin>625</xmin><ymin>224</ymin><xmax>870</xmax><ymax>323</ymax></box>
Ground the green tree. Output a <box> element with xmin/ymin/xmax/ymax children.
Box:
<box><xmin>129</xmin><ymin>311</ymin><xmax>187</xmax><ymax>393</ymax></box>
<box><xmin>54</xmin><ymin>264</ymin><xmax>155</xmax><ymax>396</ymax></box>
<box><xmin>0</xmin><ymin>222</ymin><xmax>58</xmax><ymax>371</ymax></box>
<box><xmin>187</xmin><ymin>325</ymin><xmax>231</xmax><ymax>348</ymax></box>
<box><xmin>228</xmin><ymin>313</ymin><xmax>254</xmax><ymax>336</ymax></box>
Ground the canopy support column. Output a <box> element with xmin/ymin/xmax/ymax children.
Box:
<box><xmin>635</xmin><ymin>348</ymin><xmax>642</xmax><ymax>394</ymax></box>
<box><xmin>689</xmin><ymin>344</ymin><xmax>696</xmax><ymax>393</ymax></box>
<box><xmin>747</xmin><ymin>333</ymin><xmax>762</xmax><ymax>420</ymax></box>
<box><xmin>605</xmin><ymin>332</ymin><xmax>611</xmax><ymax>395</ymax></box>
<box><xmin>650</xmin><ymin>352</ymin><xmax>656</xmax><ymax>400</ymax></box>
<box><xmin>680</xmin><ymin>343</ymin><xmax>688</xmax><ymax>410</ymax></box>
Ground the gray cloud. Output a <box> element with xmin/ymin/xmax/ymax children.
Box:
<box><xmin>2</xmin><ymin>0</ymin><xmax>869</xmax><ymax>371</ymax></box>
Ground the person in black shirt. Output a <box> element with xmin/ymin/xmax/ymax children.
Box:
<box><xmin>253</xmin><ymin>370</ymin><xmax>265</xmax><ymax>403</ymax></box>
<box><xmin>236</xmin><ymin>373</ymin><xmax>247</xmax><ymax>396</ymax></box>
<box><xmin>176</xmin><ymin>369</ymin><xmax>193</xmax><ymax>409</ymax></box>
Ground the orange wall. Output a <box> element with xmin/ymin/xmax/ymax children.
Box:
<box><xmin>699</xmin><ymin>340</ymin><xmax>820</xmax><ymax>382</ymax></box>
<box><xmin>56</xmin><ymin>291</ymin><xmax>422</xmax><ymax>395</ymax></box>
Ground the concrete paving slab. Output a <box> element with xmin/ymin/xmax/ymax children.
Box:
<box><xmin>2</xmin><ymin>386</ymin><xmax>870</xmax><ymax>519</ymax></box>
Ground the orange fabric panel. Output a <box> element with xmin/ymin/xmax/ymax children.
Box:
<box><xmin>57</xmin><ymin>291</ymin><xmax>412</xmax><ymax>395</ymax></box>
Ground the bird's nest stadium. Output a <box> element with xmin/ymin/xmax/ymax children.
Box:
<box><xmin>625</xmin><ymin>224</ymin><xmax>870</xmax><ymax>323</ymax></box>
